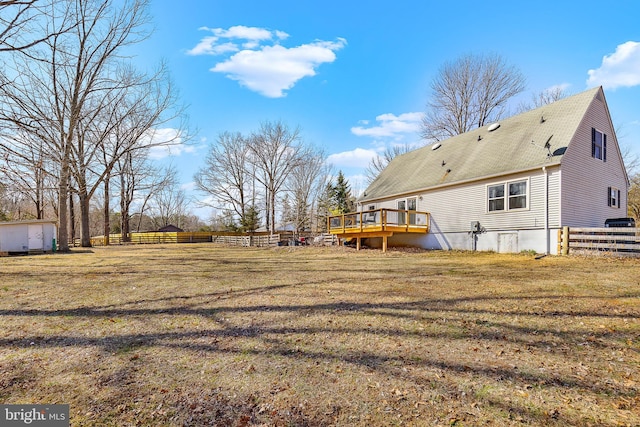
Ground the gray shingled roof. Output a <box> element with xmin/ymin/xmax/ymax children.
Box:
<box><xmin>361</xmin><ymin>86</ymin><xmax>602</xmax><ymax>202</ymax></box>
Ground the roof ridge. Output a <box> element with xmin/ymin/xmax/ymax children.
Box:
<box><xmin>362</xmin><ymin>87</ymin><xmax>602</xmax><ymax>201</ymax></box>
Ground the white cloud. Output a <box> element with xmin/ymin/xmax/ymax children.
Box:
<box><xmin>187</xmin><ymin>26</ymin><xmax>281</xmax><ymax>56</ymax></box>
<box><xmin>145</xmin><ymin>128</ymin><xmax>195</xmax><ymax>160</ymax></box>
<box><xmin>327</xmin><ymin>147</ymin><xmax>379</xmax><ymax>169</ymax></box>
<box><xmin>187</xmin><ymin>37</ymin><xmax>238</xmax><ymax>56</ymax></box>
<box><xmin>587</xmin><ymin>41</ymin><xmax>640</xmax><ymax>89</ymax></box>
<box><xmin>211</xmin><ymin>40</ymin><xmax>345</xmax><ymax>98</ymax></box>
<box><xmin>181</xmin><ymin>181</ymin><xmax>196</xmax><ymax>192</ymax></box>
<box><xmin>215</xmin><ymin>25</ymin><xmax>277</xmax><ymax>41</ymax></box>
<box><xmin>351</xmin><ymin>112</ymin><xmax>423</xmax><ymax>138</ymax></box>
<box><xmin>545</xmin><ymin>82</ymin><xmax>571</xmax><ymax>93</ymax></box>
<box><xmin>187</xmin><ymin>25</ymin><xmax>346</xmax><ymax>97</ymax></box>
<box><xmin>211</xmin><ymin>39</ymin><xmax>346</xmax><ymax>98</ymax></box>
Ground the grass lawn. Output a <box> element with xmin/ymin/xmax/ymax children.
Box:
<box><xmin>0</xmin><ymin>244</ymin><xmax>638</xmax><ymax>426</ymax></box>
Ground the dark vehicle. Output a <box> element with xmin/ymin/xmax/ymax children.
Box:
<box><xmin>604</xmin><ymin>217</ymin><xmax>636</xmax><ymax>227</ymax></box>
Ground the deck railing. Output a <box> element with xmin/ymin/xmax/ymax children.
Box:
<box><xmin>328</xmin><ymin>208</ymin><xmax>429</xmax><ymax>234</ymax></box>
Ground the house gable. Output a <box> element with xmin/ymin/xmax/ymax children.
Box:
<box><xmin>559</xmin><ymin>88</ymin><xmax>629</xmax><ymax>227</ymax></box>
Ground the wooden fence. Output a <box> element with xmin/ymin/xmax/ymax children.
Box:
<box><xmin>90</xmin><ymin>232</ymin><xmax>279</xmax><ymax>247</ymax></box>
<box><xmin>90</xmin><ymin>232</ymin><xmax>339</xmax><ymax>248</ymax></box>
<box><xmin>211</xmin><ymin>234</ymin><xmax>281</xmax><ymax>247</ymax></box>
<box><xmin>557</xmin><ymin>226</ymin><xmax>640</xmax><ymax>255</ymax></box>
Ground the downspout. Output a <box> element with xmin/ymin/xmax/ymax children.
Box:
<box><xmin>543</xmin><ymin>166</ymin><xmax>549</xmax><ymax>254</ymax></box>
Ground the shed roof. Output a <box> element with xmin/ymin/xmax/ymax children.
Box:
<box><xmin>0</xmin><ymin>219</ymin><xmax>57</xmax><ymax>227</ymax></box>
<box><xmin>361</xmin><ymin>86</ymin><xmax>603</xmax><ymax>202</ymax></box>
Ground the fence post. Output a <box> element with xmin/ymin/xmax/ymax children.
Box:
<box><xmin>561</xmin><ymin>226</ymin><xmax>570</xmax><ymax>255</ymax></box>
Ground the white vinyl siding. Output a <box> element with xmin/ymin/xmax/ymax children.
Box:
<box><xmin>377</xmin><ymin>168</ymin><xmax>559</xmax><ymax>233</ymax></box>
<box><xmin>560</xmin><ymin>97</ymin><xmax>628</xmax><ymax>227</ymax></box>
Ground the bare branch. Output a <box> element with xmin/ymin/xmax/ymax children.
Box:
<box><xmin>421</xmin><ymin>53</ymin><xmax>526</xmax><ymax>142</ymax></box>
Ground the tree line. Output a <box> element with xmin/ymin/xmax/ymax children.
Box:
<box><xmin>0</xmin><ymin>0</ymin><xmax>189</xmax><ymax>250</ymax></box>
<box><xmin>2</xmin><ymin>3</ymin><xmax>637</xmax><ymax>244</ymax></box>
<box><xmin>195</xmin><ymin>121</ymin><xmax>356</xmax><ymax>235</ymax></box>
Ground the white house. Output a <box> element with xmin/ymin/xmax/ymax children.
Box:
<box><xmin>330</xmin><ymin>87</ymin><xmax>628</xmax><ymax>254</ymax></box>
<box><xmin>0</xmin><ymin>220</ymin><xmax>58</xmax><ymax>255</ymax></box>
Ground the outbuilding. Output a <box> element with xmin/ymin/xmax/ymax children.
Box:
<box><xmin>0</xmin><ymin>220</ymin><xmax>58</xmax><ymax>255</ymax></box>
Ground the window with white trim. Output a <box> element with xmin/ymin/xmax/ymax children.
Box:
<box><xmin>592</xmin><ymin>128</ymin><xmax>607</xmax><ymax>161</ymax></box>
<box><xmin>508</xmin><ymin>181</ymin><xmax>527</xmax><ymax>209</ymax></box>
<box><xmin>487</xmin><ymin>180</ymin><xmax>528</xmax><ymax>212</ymax></box>
<box><xmin>407</xmin><ymin>197</ymin><xmax>417</xmax><ymax>211</ymax></box>
<box><xmin>608</xmin><ymin>186</ymin><xmax>620</xmax><ymax>208</ymax></box>
<box><xmin>488</xmin><ymin>184</ymin><xmax>505</xmax><ymax>212</ymax></box>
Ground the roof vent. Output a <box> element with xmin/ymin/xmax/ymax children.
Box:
<box><xmin>487</xmin><ymin>123</ymin><xmax>500</xmax><ymax>132</ymax></box>
<box><xmin>431</xmin><ymin>143</ymin><xmax>442</xmax><ymax>150</ymax></box>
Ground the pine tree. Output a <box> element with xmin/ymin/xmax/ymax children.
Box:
<box><xmin>332</xmin><ymin>171</ymin><xmax>355</xmax><ymax>214</ymax></box>
<box><xmin>240</xmin><ymin>205</ymin><xmax>260</xmax><ymax>232</ymax></box>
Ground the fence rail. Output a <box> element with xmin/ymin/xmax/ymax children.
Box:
<box><xmin>90</xmin><ymin>232</ymin><xmax>339</xmax><ymax>248</ymax></box>
<box><xmin>90</xmin><ymin>232</ymin><xmax>281</xmax><ymax>247</ymax></box>
<box><xmin>558</xmin><ymin>226</ymin><xmax>640</xmax><ymax>255</ymax></box>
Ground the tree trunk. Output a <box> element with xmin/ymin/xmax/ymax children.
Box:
<box><xmin>120</xmin><ymin>172</ymin><xmax>131</xmax><ymax>242</ymax></box>
<box><xmin>57</xmin><ymin>160</ymin><xmax>69</xmax><ymax>252</ymax></box>
<box><xmin>79</xmin><ymin>193</ymin><xmax>91</xmax><ymax>247</ymax></box>
<box><xmin>270</xmin><ymin>189</ymin><xmax>276</xmax><ymax>234</ymax></box>
<box><xmin>69</xmin><ymin>189</ymin><xmax>75</xmax><ymax>247</ymax></box>
<box><xmin>103</xmin><ymin>176</ymin><xmax>110</xmax><ymax>246</ymax></box>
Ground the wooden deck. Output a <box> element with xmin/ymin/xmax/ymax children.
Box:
<box><xmin>328</xmin><ymin>209</ymin><xmax>429</xmax><ymax>251</ymax></box>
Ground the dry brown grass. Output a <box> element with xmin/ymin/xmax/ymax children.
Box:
<box><xmin>0</xmin><ymin>244</ymin><xmax>639</xmax><ymax>426</ymax></box>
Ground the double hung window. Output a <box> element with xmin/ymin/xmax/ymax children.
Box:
<box><xmin>608</xmin><ymin>186</ymin><xmax>620</xmax><ymax>208</ymax></box>
<box><xmin>488</xmin><ymin>180</ymin><xmax>528</xmax><ymax>212</ymax></box>
<box><xmin>592</xmin><ymin>128</ymin><xmax>607</xmax><ymax>161</ymax></box>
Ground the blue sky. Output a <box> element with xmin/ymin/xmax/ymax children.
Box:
<box><xmin>132</xmin><ymin>0</ymin><xmax>640</xmax><ymax>218</ymax></box>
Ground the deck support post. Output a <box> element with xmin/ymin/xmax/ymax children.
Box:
<box><xmin>356</xmin><ymin>237</ymin><xmax>361</xmax><ymax>251</ymax></box>
<box><xmin>382</xmin><ymin>235</ymin><xmax>388</xmax><ymax>252</ymax></box>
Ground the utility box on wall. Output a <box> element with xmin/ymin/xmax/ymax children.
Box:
<box><xmin>0</xmin><ymin>220</ymin><xmax>58</xmax><ymax>255</ymax></box>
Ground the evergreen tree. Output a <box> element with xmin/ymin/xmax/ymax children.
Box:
<box><xmin>332</xmin><ymin>171</ymin><xmax>355</xmax><ymax>214</ymax></box>
<box><xmin>240</xmin><ymin>205</ymin><xmax>260</xmax><ymax>232</ymax></box>
<box><xmin>316</xmin><ymin>182</ymin><xmax>334</xmax><ymax>233</ymax></box>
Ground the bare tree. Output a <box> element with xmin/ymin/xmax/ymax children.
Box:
<box><xmin>285</xmin><ymin>147</ymin><xmax>329</xmax><ymax>234</ymax></box>
<box><xmin>194</xmin><ymin>131</ymin><xmax>252</xmax><ymax>226</ymax></box>
<box><xmin>94</xmin><ymin>64</ymin><xmax>184</xmax><ymax>245</ymax></box>
<box><xmin>147</xmin><ymin>165</ymin><xmax>187</xmax><ymax>229</ymax></box>
<box><xmin>0</xmin><ymin>131</ymin><xmax>58</xmax><ymax>219</ymax></box>
<box><xmin>0</xmin><ymin>0</ymin><xmax>76</xmax><ymax>52</ymax></box>
<box><xmin>124</xmin><ymin>160</ymin><xmax>176</xmax><ymax>233</ymax></box>
<box><xmin>628</xmin><ymin>173</ymin><xmax>640</xmax><ymax>222</ymax></box>
<box><xmin>365</xmin><ymin>145</ymin><xmax>414</xmax><ymax>184</ymax></box>
<box><xmin>0</xmin><ymin>0</ymin><xmax>188</xmax><ymax>249</ymax></box>
<box><xmin>421</xmin><ymin>53</ymin><xmax>526</xmax><ymax>142</ymax></box>
<box><xmin>249</xmin><ymin>121</ymin><xmax>305</xmax><ymax>233</ymax></box>
<box><xmin>517</xmin><ymin>86</ymin><xmax>569</xmax><ymax>113</ymax></box>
